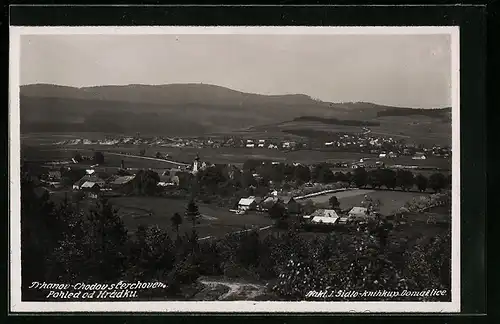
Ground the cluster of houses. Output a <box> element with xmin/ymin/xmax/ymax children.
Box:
<box><xmin>235</xmin><ymin>194</ymin><xmax>373</xmax><ymax>227</ymax></box>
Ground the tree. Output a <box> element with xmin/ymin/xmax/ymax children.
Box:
<box><xmin>93</xmin><ymin>152</ymin><xmax>104</xmax><ymax>164</ymax></box>
<box><xmin>53</xmin><ymin>198</ymin><xmax>129</xmax><ymax>282</ymax></box>
<box><xmin>301</xmin><ymin>199</ymin><xmax>316</xmax><ymax>216</ymax></box>
<box><xmin>396</xmin><ymin>170</ymin><xmax>415</xmax><ymax>191</ymax></box>
<box><xmin>445</xmin><ymin>174</ymin><xmax>452</xmax><ymax>190</ymax></box>
<box><xmin>362</xmin><ymin>195</ymin><xmax>382</xmax><ymax>215</ymax></box>
<box><xmin>243</xmin><ymin>159</ymin><xmax>262</xmax><ymax>172</ymax></box>
<box><xmin>415</xmin><ymin>174</ymin><xmax>428</xmax><ymax>192</ymax></box>
<box><xmin>73</xmin><ymin>152</ymin><xmax>83</xmax><ymax>163</ymax></box>
<box><xmin>198</xmin><ymin>165</ymin><xmax>228</xmax><ymax>194</ymax></box>
<box><xmin>139</xmin><ymin>148</ymin><xmax>146</xmax><ymax>156</ymax></box>
<box><xmin>171</xmin><ymin>212</ymin><xmax>183</xmax><ymax>240</ymax></box>
<box><xmin>328</xmin><ymin>196</ymin><xmax>340</xmax><ymax>211</ymax></box>
<box><xmin>268</xmin><ymin>201</ymin><xmax>289</xmax><ymax>228</ymax></box>
<box><xmin>185</xmin><ymin>199</ymin><xmax>200</xmax><ymax>229</ymax></box>
<box><xmin>333</xmin><ymin>171</ymin><xmax>348</xmax><ymax>183</ymax></box>
<box><xmin>429</xmin><ymin>173</ymin><xmax>446</xmax><ymax>193</ymax></box>
<box><xmin>294</xmin><ymin>165</ymin><xmax>311</xmax><ymax>184</ymax></box>
<box><xmin>379</xmin><ymin>169</ymin><xmax>397</xmax><ymax>190</ymax></box>
<box><xmin>368</xmin><ymin>170</ymin><xmax>382</xmax><ymax>188</ymax></box>
<box><xmin>241</xmin><ymin>170</ymin><xmax>257</xmax><ymax>188</ymax></box>
<box><xmin>353</xmin><ymin>168</ymin><xmax>368</xmax><ymax>188</ymax></box>
<box><xmin>72</xmin><ymin>191</ymin><xmax>85</xmax><ymax>209</ymax></box>
<box><xmin>21</xmin><ymin>174</ymin><xmax>62</xmax><ymax>298</ymax></box>
<box><xmin>312</xmin><ymin>163</ymin><xmax>334</xmax><ymax>183</ymax></box>
<box><xmin>128</xmin><ymin>225</ymin><xmax>175</xmax><ymax>281</ymax></box>
<box><xmin>129</xmin><ymin>170</ymin><xmax>160</xmax><ymax>195</ymax></box>
<box><xmin>155</xmin><ymin>152</ymin><xmax>163</xmax><ymax>159</ymax></box>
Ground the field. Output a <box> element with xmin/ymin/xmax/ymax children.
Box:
<box><xmin>22</xmin><ymin>138</ymin><xmax>451</xmax><ymax>171</ymax></box>
<box><xmin>248</xmin><ymin>114</ymin><xmax>451</xmax><ymax>147</ymax></box>
<box><xmin>301</xmin><ymin>189</ymin><xmax>431</xmax><ymax>215</ymax></box>
<box><xmin>108</xmin><ymin>196</ymin><xmax>274</xmax><ymax>238</ymax></box>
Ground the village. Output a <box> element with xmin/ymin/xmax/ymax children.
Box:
<box><xmin>29</xmin><ymin>142</ymin><xmax>451</xmax><ymax>242</ymax></box>
<box><xmin>52</xmin><ymin>131</ymin><xmax>451</xmax><ymax>161</ymax></box>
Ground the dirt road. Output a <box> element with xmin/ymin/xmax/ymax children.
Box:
<box><xmin>198</xmin><ymin>278</ymin><xmax>266</xmax><ymax>300</ymax></box>
<box><xmin>198</xmin><ymin>225</ymin><xmax>273</xmax><ymax>241</ymax></box>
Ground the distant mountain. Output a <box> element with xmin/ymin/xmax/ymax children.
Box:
<box><xmin>20</xmin><ymin>83</ymin><xmax>324</xmax><ymax>108</ymax></box>
<box><xmin>19</xmin><ymin>83</ymin><xmax>451</xmax><ymax>138</ymax></box>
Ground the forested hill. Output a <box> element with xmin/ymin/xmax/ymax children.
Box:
<box><xmin>20</xmin><ymin>83</ymin><xmax>451</xmax><ymax>136</ymax></box>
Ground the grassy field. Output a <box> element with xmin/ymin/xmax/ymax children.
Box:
<box><xmin>108</xmin><ymin>196</ymin><xmax>274</xmax><ymax>238</ymax></box>
<box><xmin>247</xmin><ymin>115</ymin><xmax>451</xmax><ymax>147</ymax></box>
<box><xmin>303</xmin><ymin>189</ymin><xmax>431</xmax><ymax>215</ymax></box>
<box><xmin>22</xmin><ymin>140</ymin><xmax>451</xmax><ymax>171</ymax></box>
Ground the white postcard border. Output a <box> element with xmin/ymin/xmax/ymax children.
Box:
<box><xmin>9</xmin><ymin>26</ymin><xmax>460</xmax><ymax>313</ymax></box>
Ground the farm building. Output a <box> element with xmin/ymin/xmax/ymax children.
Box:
<box><xmin>73</xmin><ymin>175</ymin><xmax>106</xmax><ymax>190</ymax></box>
<box><xmin>304</xmin><ymin>209</ymin><xmax>340</xmax><ymax>225</ymax></box>
<box><xmin>48</xmin><ymin>170</ymin><xmax>62</xmax><ymax>181</ymax></box>
<box><xmin>80</xmin><ymin>181</ymin><xmax>101</xmax><ymax>199</ymax></box>
<box><xmin>258</xmin><ymin>196</ymin><xmax>279</xmax><ymax>211</ymax></box>
<box><xmin>412</xmin><ymin>152</ymin><xmax>427</xmax><ymax>160</ymax></box>
<box><xmin>109</xmin><ymin>175</ymin><xmax>136</xmax><ymax>189</ymax></box>
<box><xmin>238</xmin><ymin>196</ymin><xmax>257</xmax><ymax>211</ymax></box>
<box><xmin>157</xmin><ymin>181</ymin><xmax>175</xmax><ymax>187</ymax></box>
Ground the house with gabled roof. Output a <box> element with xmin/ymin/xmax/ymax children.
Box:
<box><xmin>238</xmin><ymin>196</ymin><xmax>257</xmax><ymax>211</ymax></box>
<box><xmin>304</xmin><ymin>209</ymin><xmax>340</xmax><ymax>225</ymax></box>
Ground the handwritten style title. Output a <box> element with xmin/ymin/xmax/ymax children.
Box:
<box><xmin>28</xmin><ymin>281</ymin><xmax>167</xmax><ymax>299</ymax></box>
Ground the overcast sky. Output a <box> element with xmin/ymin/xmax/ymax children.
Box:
<box><xmin>20</xmin><ymin>34</ymin><xmax>451</xmax><ymax>108</ymax></box>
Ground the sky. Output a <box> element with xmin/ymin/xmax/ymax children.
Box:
<box><xmin>20</xmin><ymin>33</ymin><xmax>452</xmax><ymax>108</ymax></box>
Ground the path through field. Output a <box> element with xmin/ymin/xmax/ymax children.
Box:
<box><xmin>198</xmin><ymin>225</ymin><xmax>273</xmax><ymax>241</ymax></box>
<box><xmin>198</xmin><ymin>278</ymin><xmax>266</xmax><ymax>300</ymax></box>
<box><xmin>104</xmin><ymin>152</ymin><xmax>189</xmax><ymax>167</ymax></box>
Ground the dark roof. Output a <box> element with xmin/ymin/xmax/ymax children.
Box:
<box><xmin>110</xmin><ymin>175</ymin><xmax>136</xmax><ymax>185</ymax></box>
<box><xmin>48</xmin><ymin>170</ymin><xmax>61</xmax><ymax>177</ymax></box>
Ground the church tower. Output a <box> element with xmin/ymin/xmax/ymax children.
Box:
<box><xmin>192</xmin><ymin>154</ymin><xmax>201</xmax><ymax>174</ymax></box>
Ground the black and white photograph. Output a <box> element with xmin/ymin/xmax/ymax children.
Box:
<box><xmin>9</xmin><ymin>26</ymin><xmax>460</xmax><ymax>313</ymax></box>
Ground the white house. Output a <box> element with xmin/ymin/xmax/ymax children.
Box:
<box><xmin>304</xmin><ymin>209</ymin><xmax>340</xmax><ymax>225</ymax></box>
<box><xmin>157</xmin><ymin>181</ymin><xmax>174</xmax><ymax>187</ymax></box>
<box><xmin>412</xmin><ymin>152</ymin><xmax>427</xmax><ymax>160</ymax></box>
<box><xmin>238</xmin><ymin>196</ymin><xmax>257</xmax><ymax>211</ymax></box>
<box><xmin>379</xmin><ymin>153</ymin><xmax>387</xmax><ymax>158</ymax></box>
<box><xmin>246</xmin><ymin>143</ymin><xmax>255</xmax><ymax>148</ymax></box>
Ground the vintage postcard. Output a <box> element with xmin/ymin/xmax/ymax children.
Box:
<box><xmin>9</xmin><ymin>26</ymin><xmax>460</xmax><ymax>313</ymax></box>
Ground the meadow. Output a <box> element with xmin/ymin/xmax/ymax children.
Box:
<box><xmin>108</xmin><ymin>196</ymin><xmax>274</xmax><ymax>238</ymax></box>
<box><xmin>304</xmin><ymin>189</ymin><xmax>431</xmax><ymax>215</ymax></box>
